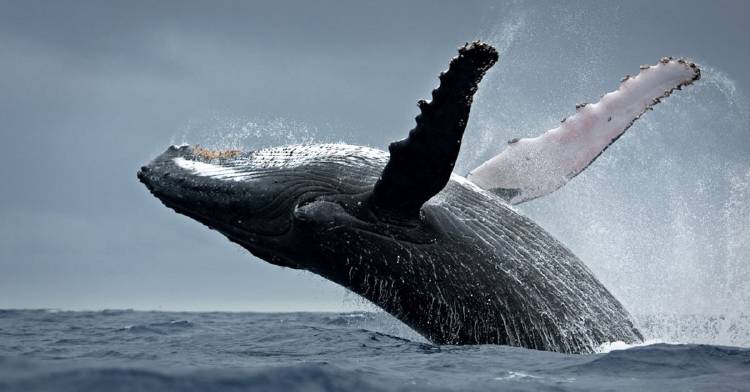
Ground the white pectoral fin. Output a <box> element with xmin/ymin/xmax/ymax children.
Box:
<box><xmin>467</xmin><ymin>58</ymin><xmax>700</xmax><ymax>205</ymax></box>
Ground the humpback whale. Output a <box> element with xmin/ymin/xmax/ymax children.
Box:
<box><xmin>138</xmin><ymin>42</ymin><xmax>700</xmax><ymax>353</ymax></box>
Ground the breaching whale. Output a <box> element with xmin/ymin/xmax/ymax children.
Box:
<box><xmin>138</xmin><ymin>42</ymin><xmax>700</xmax><ymax>353</ymax></box>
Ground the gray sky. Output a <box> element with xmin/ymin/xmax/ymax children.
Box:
<box><xmin>1</xmin><ymin>0</ymin><xmax>749</xmax><ymax>312</ymax></box>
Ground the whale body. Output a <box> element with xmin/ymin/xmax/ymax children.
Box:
<box><xmin>138</xmin><ymin>42</ymin><xmax>699</xmax><ymax>353</ymax></box>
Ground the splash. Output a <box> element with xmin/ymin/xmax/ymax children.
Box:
<box><xmin>168</xmin><ymin>8</ymin><xmax>750</xmax><ymax>349</ymax></box>
<box><xmin>594</xmin><ymin>339</ymin><xmax>664</xmax><ymax>353</ymax></box>
<box><xmin>473</xmin><ymin>7</ymin><xmax>750</xmax><ymax>348</ymax></box>
<box><xmin>171</xmin><ymin>114</ymin><xmax>326</xmax><ymax>152</ymax></box>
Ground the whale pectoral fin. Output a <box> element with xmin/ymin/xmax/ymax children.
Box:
<box><xmin>368</xmin><ymin>41</ymin><xmax>498</xmax><ymax>221</ymax></box>
<box><xmin>467</xmin><ymin>58</ymin><xmax>700</xmax><ymax>205</ymax></box>
<box><xmin>295</xmin><ymin>198</ymin><xmax>437</xmax><ymax>244</ymax></box>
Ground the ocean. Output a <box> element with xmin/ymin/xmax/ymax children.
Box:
<box><xmin>0</xmin><ymin>309</ymin><xmax>748</xmax><ymax>391</ymax></box>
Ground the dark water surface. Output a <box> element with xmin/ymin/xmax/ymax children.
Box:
<box><xmin>0</xmin><ymin>310</ymin><xmax>748</xmax><ymax>391</ymax></box>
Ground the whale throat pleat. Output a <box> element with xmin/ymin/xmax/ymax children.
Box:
<box><xmin>467</xmin><ymin>58</ymin><xmax>701</xmax><ymax>205</ymax></box>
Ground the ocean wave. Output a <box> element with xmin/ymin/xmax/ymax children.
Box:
<box><xmin>0</xmin><ymin>360</ymin><xmax>416</xmax><ymax>392</ymax></box>
<box><xmin>323</xmin><ymin>311</ymin><xmax>374</xmax><ymax>326</ymax></box>
<box><xmin>1</xmin><ymin>310</ymin><xmax>749</xmax><ymax>391</ymax></box>
<box><xmin>559</xmin><ymin>344</ymin><xmax>750</xmax><ymax>377</ymax></box>
<box><xmin>117</xmin><ymin>319</ymin><xmax>195</xmax><ymax>335</ymax></box>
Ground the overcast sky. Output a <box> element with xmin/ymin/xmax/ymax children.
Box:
<box><xmin>1</xmin><ymin>0</ymin><xmax>748</xmax><ymax>312</ymax></box>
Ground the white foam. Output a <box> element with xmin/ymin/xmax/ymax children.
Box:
<box><xmin>493</xmin><ymin>371</ymin><xmax>542</xmax><ymax>381</ymax></box>
<box><xmin>594</xmin><ymin>339</ymin><xmax>668</xmax><ymax>353</ymax></box>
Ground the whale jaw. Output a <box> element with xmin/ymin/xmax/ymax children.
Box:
<box><xmin>137</xmin><ymin>145</ymin><xmax>310</xmax><ymax>269</ymax></box>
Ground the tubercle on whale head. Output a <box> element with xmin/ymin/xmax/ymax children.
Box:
<box><xmin>191</xmin><ymin>145</ymin><xmax>242</xmax><ymax>160</ymax></box>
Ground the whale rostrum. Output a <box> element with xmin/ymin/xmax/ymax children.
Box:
<box><xmin>138</xmin><ymin>42</ymin><xmax>700</xmax><ymax>353</ymax></box>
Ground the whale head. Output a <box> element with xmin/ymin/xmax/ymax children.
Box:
<box><xmin>137</xmin><ymin>144</ymin><xmax>388</xmax><ymax>269</ymax></box>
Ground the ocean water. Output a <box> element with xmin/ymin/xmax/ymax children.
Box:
<box><xmin>2</xmin><ymin>4</ymin><xmax>748</xmax><ymax>392</ymax></box>
<box><xmin>1</xmin><ymin>309</ymin><xmax>748</xmax><ymax>391</ymax></box>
